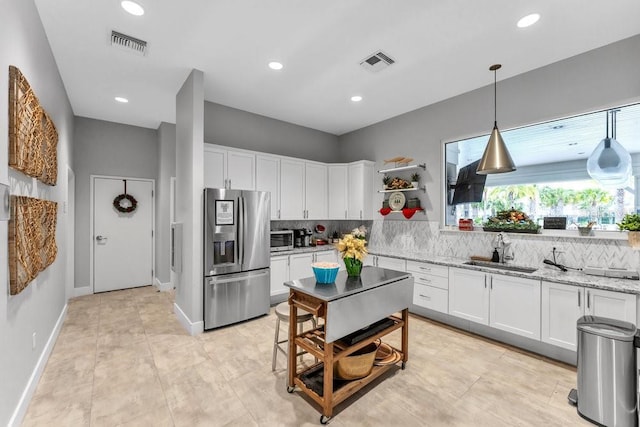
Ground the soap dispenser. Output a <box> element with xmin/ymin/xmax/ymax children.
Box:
<box><xmin>492</xmin><ymin>248</ymin><xmax>500</xmax><ymax>263</ymax></box>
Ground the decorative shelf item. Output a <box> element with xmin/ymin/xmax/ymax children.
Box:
<box><xmin>379</xmin><ymin>207</ymin><xmax>425</xmax><ymax>219</ymax></box>
<box><xmin>378</xmin><ymin>163</ymin><xmax>426</xmax><ymax>174</ymax></box>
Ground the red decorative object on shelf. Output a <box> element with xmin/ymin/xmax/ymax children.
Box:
<box><xmin>458</xmin><ymin>218</ymin><xmax>474</xmax><ymax>231</ymax></box>
<box><xmin>379</xmin><ymin>207</ymin><xmax>392</xmax><ymax>216</ymax></box>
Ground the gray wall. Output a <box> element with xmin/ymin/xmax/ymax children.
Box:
<box><xmin>156</xmin><ymin>122</ymin><xmax>176</xmax><ymax>284</ymax></box>
<box><xmin>204</xmin><ymin>101</ymin><xmax>340</xmax><ymax>162</ymax></box>
<box><xmin>338</xmin><ymin>34</ymin><xmax>640</xmax><ymax>223</ymax></box>
<box><xmin>73</xmin><ymin>117</ymin><xmax>158</xmax><ymax>288</ymax></box>
<box><xmin>0</xmin><ymin>0</ymin><xmax>75</xmax><ymax>424</ymax></box>
<box><xmin>175</xmin><ymin>70</ymin><xmax>205</xmax><ymax>329</ymax></box>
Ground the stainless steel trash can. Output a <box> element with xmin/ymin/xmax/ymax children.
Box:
<box><xmin>576</xmin><ymin>315</ymin><xmax>637</xmax><ymax>427</ymax></box>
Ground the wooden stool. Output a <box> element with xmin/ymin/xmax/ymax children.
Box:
<box><xmin>272</xmin><ymin>301</ymin><xmax>317</xmax><ymax>371</ymax></box>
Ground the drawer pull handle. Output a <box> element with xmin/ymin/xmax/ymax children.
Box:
<box><xmin>419</xmin><ymin>266</ymin><xmax>431</xmax><ymax>271</ymax></box>
<box><xmin>419</xmin><ymin>294</ymin><xmax>431</xmax><ymax>300</ymax></box>
<box><xmin>418</xmin><ymin>277</ymin><xmax>431</xmax><ymax>283</ymax></box>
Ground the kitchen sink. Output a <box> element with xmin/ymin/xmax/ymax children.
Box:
<box><xmin>463</xmin><ymin>261</ymin><xmax>538</xmax><ymax>274</ymax></box>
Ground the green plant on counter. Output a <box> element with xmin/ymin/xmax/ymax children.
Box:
<box><xmin>617</xmin><ymin>213</ymin><xmax>640</xmax><ymax>231</ymax></box>
<box><xmin>410</xmin><ymin>172</ymin><xmax>420</xmax><ymax>182</ymax></box>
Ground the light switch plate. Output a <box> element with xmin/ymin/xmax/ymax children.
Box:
<box><xmin>0</xmin><ymin>183</ymin><xmax>9</xmax><ymax>221</ymax></box>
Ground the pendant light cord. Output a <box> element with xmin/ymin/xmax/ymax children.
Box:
<box><xmin>494</xmin><ymin>69</ymin><xmax>497</xmax><ymax>127</ymax></box>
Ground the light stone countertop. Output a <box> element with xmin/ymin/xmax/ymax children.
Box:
<box><xmin>367</xmin><ymin>248</ymin><xmax>640</xmax><ymax>296</ymax></box>
<box><xmin>271</xmin><ymin>246</ymin><xmax>640</xmax><ymax>295</ymax></box>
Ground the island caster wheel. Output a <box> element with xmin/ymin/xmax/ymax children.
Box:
<box><xmin>287</xmin><ymin>386</ymin><xmax>295</xmax><ymax>393</ymax></box>
<box><xmin>320</xmin><ymin>415</ymin><xmax>332</xmax><ymax>424</ymax></box>
<box><xmin>401</xmin><ymin>361</ymin><xmax>406</xmax><ymax>370</ymax></box>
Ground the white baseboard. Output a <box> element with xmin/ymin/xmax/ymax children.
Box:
<box><xmin>8</xmin><ymin>303</ymin><xmax>68</xmax><ymax>427</ymax></box>
<box><xmin>173</xmin><ymin>302</ymin><xmax>203</xmax><ymax>336</ymax></box>
<box><xmin>154</xmin><ymin>277</ymin><xmax>173</xmax><ymax>292</ymax></box>
<box><xmin>72</xmin><ymin>286</ymin><xmax>92</xmax><ymax>298</ymax></box>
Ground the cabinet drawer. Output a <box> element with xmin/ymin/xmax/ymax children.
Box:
<box><xmin>412</xmin><ymin>273</ymin><xmax>448</xmax><ymax>290</ymax></box>
<box><xmin>413</xmin><ymin>283</ymin><xmax>448</xmax><ymax>313</ymax></box>
<box><xmin>406</xmin><ymin>261</ymin><xmax>448</xmax><ymax>279</ymax></box>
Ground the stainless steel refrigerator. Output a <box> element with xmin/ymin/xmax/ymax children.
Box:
<box><xmin>203</xmin><ymin>188</ymin><xmax>270</xmax><ymax>330</ymax></box>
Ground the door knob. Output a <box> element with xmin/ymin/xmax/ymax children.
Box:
<box><xmin>96</xmin><ymin>235</ymin><xmax>107</xmax><ymax>241</ymax></box>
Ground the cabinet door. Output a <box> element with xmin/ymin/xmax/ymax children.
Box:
<box><xmin>586</xmin><ymin>288</ymin><xmax>636</xmax><ymax>323</ymax></box>
<box><xmin>203</xmin><ymin>146</ymin><xmax>226</xmax><ymax>188</ymax></box>
<box><xmin>448</xmin><ymin>267</ymin><xmax>489</xmax><ymax>325</ymax></box>
<box><xmin>280</xmin><ymin>159</ymin><xmax>305</xmax><ymax>219</ymax></box>
<box><xmin>305</xmin><ymin>162</ymin><xmax>328</xmax><ymax>220</ymax></box>
<box><xmin>270</xmin><ymin>256</ymin><xmax>289</xmax><ymax>297</ymax></box>
<box><xmin>328</xmin><ymin>164</ymin><xmax>348</xmax><ymax>220</ymax></box>
<box><xmin>227</xmin><ymin>150</ymin><xmax>255</xmax><ymax>190</ymax></box>
<box><xmin>541</xmin><ymin>281</ymin><xmax>584</xmax><ymax>351</ymax></box>
<box><xmin>363</xmin><ymin>256</ymin><xmax>375</xmax><ymax>267</ymax></box>
<box><xmin>256</xmin><ymin>155</ymin><xmax>280</xmax><ymax>220</ymax></box>
<box><xmin>376</xmin><ymin>256</ymin><xmax>406</xmax><ymax>271</ymax></box>
<box><xmin>315</xmin><ymin>250</ymin><xmax>337</xmax><ymax>265</ymax></box>
<box><xmin>289</xmin><ymin>253</ymin><xmax>314</xmax><ymax>280</ymax></box>
<box><xmin>348</xmin><ymin>162</ymin><xmax>374</xmax><ymax>220</ymax></box>
<box><xmin>489</xmin><ymin>275</ymin><xmax>541</xmax><ymax>340</ymax></box>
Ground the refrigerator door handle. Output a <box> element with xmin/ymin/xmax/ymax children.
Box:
<box><xmin>207</xmin><ymin>269</ymin><xmax>269</xmax><ymax>285</ymax></box>
<box><xmin>238</xmin><ymin>197</ymin><xmax>245</xmax><ymax>266</ymax></box>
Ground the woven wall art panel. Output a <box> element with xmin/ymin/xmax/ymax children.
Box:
<box><xmin>8</xmin><ymin>195</ymin><xmax>58</xmax><ymax>295</ymax></box>
<box><xmin>8</xmin><ymin>65</ymin><xmax>58</xmax><ymax>185</ymax></box>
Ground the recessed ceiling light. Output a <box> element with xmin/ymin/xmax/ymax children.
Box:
<box><xmin>268</xmin><ymin>61</ymin><xmax>283</xmax><ymax>70</ymax></box>
<box><xmin>517</xmin><ymin>13</ymin><xmax>540</xmax><ymax>28</ymax></box>
<box><xmin>351</xmin><ymin>95</ymin><xmax>363</xmax><ymax>102</ymax></box>
<box><xmin>114</xmin><ymin>96</ymin><xmax>129</xmax><ymax>103</ymax></box>
<box><xmin>121</xmin><ymin>1</ymin><xmax>144</xmax><ymax>16</ymax></box>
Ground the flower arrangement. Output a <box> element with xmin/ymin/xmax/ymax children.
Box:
<box><xmin>336</xmin><ymin>226</ymin><xmax>368</xmax><ymax>276</ymax></box>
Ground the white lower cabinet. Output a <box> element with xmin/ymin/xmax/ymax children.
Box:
<box><xmin>541</xmin><ymin>281</ymin><xmax>637</xmax><ymax>351</ymax></box>
<box><xmin>270</xmin><ymin>255</ymin><xmax>289</xmax><ymax>298</ymax></box>
<box><xmin>407</xmin><ymin>260</ymin><xmax>448</xmax><ymax>314</ymax></box>
<box><xmin>289</xmin><ymin>253</ymin><xmax>314</xmax><ymax>281</ymax></box>
<box><xmin>448</xmin><ymin>267</ymin><xmax>541</xmax><ymax>340</ymax></box>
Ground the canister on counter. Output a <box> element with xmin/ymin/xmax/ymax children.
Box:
<box><xmin>458</xmin><ymin>218</ymin><xmax>474</xmax><ymax>231</ymax></box>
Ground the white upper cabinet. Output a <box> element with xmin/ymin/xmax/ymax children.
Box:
<box><xmin>203</xmin><ymin>144</ymin><xmax>255</xmax><ymax>190</ymax></box>
<box><xmin>227</xmin><ymin>150</ymin><xmax>255</xmax><ymax>190</ymax></box>
<box><xmin>305</xmin><ymin>162</ymin><xmax>328</xmax><ymax>220</ymax></box>
<box><xmin>256</xmin><ymin>154</ymin><xmax>280</xmax><ymax>220</ymax></box>
<box><xmin>203</xmin><ymin>146</ymin><xmax>226</xmax><ymax>188</ymax></box>
<box><xmin>347</xmin><ymin>161</ymin><xmax>374</xmax><ymax>220</ymax></box>
<box><xmin>328</xmin><ymin>164</ymin><xmax>348</xmax><ymax>220</ymax></box>
<box><xmin>280</xmin><ymin>159</ymin><xmax>305</xmax><ymax>219</ymax></box>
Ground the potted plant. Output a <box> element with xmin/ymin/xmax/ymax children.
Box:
<box><xmin>410</xmin><ymin>172</ymin><xmax>420</xmax><ymax>189</ymax></box>
<box><xmin>617</xmin><ymin>213</ymin><xmax>640</xmax><ymax>248</ymax></box>
<box><xmin>382</xmin><ymin>174</ymin><xmax>391</xmax><ymax>190</ymax></box>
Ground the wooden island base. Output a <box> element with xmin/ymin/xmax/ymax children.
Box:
<box><xmin>286</xmin><ymin>284</ymin><xmax>410</xmax><ymax>424</ymax></box>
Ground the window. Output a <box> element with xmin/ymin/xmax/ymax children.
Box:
<box><xmin>445</xmin><ymin>103</ymin><xmax>640</xmax><ymax>230</ymax></box>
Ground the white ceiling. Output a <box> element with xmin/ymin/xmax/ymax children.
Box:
<box><xmin>34</xmin><ymin>0</ymin><xmax>640</xmax><ymax>135</ymax></box>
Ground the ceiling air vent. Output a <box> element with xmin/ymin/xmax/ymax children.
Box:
<box><xmin>110</xmin><ymin>30</ymin><xmax>147</xmax><ymax>56</ymax></box>
<box><xmin>359</xmin><ymin>50</ymin><xmax>395</xmax><ymax>73</ymax></box>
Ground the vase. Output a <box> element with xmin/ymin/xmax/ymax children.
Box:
<box><xmin>344</xmin><ymin>257</ymin><xmax>363</xmax><ymax>277</ymax></box>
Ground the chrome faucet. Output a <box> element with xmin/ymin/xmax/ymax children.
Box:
<box><xmin>494</xmin><ymin>233</ymin><xmax>514</xmax><ymax>263</ymax></box>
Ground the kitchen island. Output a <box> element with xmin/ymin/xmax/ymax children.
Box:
<box><xmin>284</xmin><ymin>266</ymin><xmax>413</xmax><ymax>424</ymax></box>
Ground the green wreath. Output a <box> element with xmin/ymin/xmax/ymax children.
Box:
<box><xmin>113</xmin><ymin>194</ymin><xmax>137</xmax><ymax>213</ymax></box>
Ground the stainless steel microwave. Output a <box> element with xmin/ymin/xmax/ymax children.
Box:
<box><xmin>270</xmin><ymin>230</ymin><xmax>294</xmax><ymax>252</ymax></box>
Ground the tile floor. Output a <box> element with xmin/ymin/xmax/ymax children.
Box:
<box><xmin>22</xmin><ymin>286</ymin><xmax>590</xmax><ymax>426</ymax></box>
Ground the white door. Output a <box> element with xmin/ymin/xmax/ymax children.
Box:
<box><xmin>256</xmin><ymin>155</ymin><xmax>280</xmax><ymax>219</ymax></box>
<box><xmin>203</xmin><ymin>146</ymin><xmax>226</xmax><ymax>188</ymax></box>
<box><xmin>289</xmin><ymin>253</ymin><xmax>314</xmax><ymax>280</ymax></box>
<box><xmin>227</xmin><ymin>150</ymin><xmax>255</xmax><ymax>190</ymax></box>
<box><xmin>448</xmin><ymin>267</ymin><xmax>489</xmax><ymax>324</ymax></box>
<box><xmin>489</xmin><ymin>275</ymin><xmax>541</xmax><ymax>340</ymax></box>
<box><xmin>586</xmin><ymin>288</ymin><xmax>636</xmax><ymax>322</ymax></box>
<box><xmin>304</xmin><ymin>162</ymin><xmax>327</xmax><ymax>219</ymax></box>
<box><xmin>541</xmin><ymin>281</ymin><xmax>584</xmax><ymax>351</ymax></box>
<box><xmin>377</xmin><ymin>256</ymin><xmax>406</xmax><ymax>271</ymax></box>
<box><xmin>270</xmin><ymin>255</ymin><xmax>289</xmax><ymax>298</ymax></box>
<box><xmin>93</xmin><ymin>177</ymin><xmax>154</xmax><ymax>293</ymax></box>
<box><xmin>328</xmin><ymin>164</ymin><xmax>347</xmax><ymax>219</ymax></box>
<box><xmin>280</xmin><ymin>159</ymin><xmax>305</xmax><ymax>219</ymax></box>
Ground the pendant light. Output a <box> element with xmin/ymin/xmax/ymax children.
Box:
<box><xmin>586</xmin><ymin>109</ymin><xmax>631</xmax><ymax>186</ymax></box>
<box><xmin>476</xmin><ymin>64</ymin><xmax>516</xmax><ymax>175</ymax></box>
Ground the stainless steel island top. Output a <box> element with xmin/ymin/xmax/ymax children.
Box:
<box><xmin>283</xmin><ymin>266</ymin><xmax>411</xmax><ymax>302</ymax></box>
<box><xmin>285</xmin><ymin>266</ymin><xmax>413</xmax><ymax>343</ymax></box>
